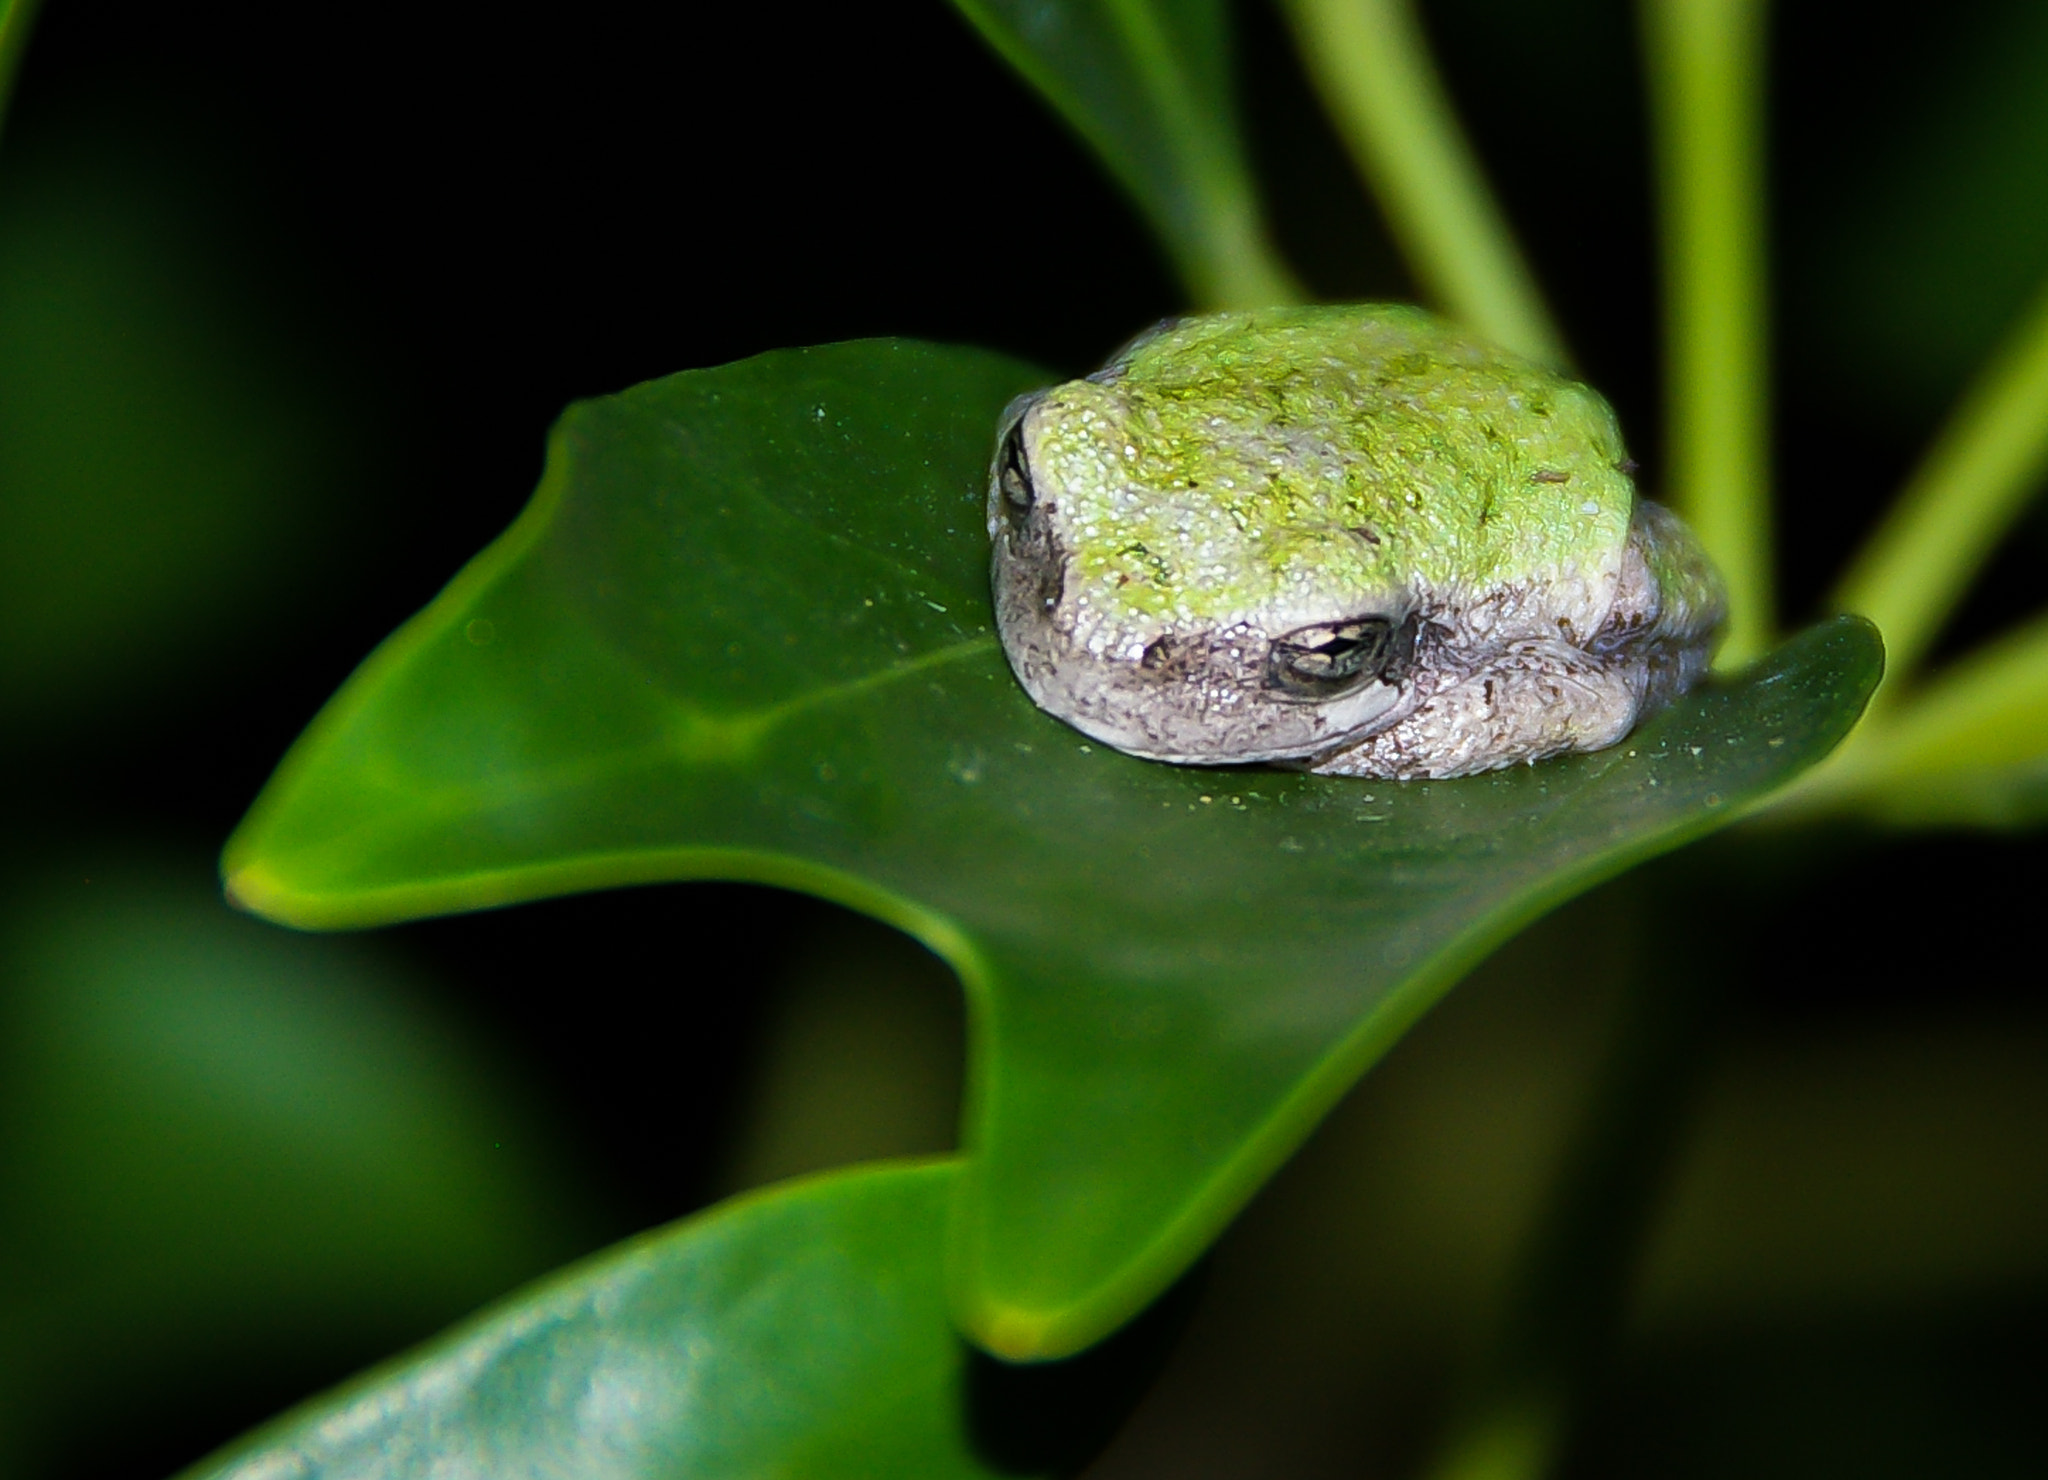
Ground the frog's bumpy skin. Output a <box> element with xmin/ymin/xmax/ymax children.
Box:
<box><xmin>987</xmin><ymin>305</ymin><xmax>1727</xmax><ymax>780</ymax></box>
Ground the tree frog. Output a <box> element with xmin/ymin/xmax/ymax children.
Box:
<box><xmin>987</xmin><ymin>305</ymin><xmax>1726</xmax><ymax>779</ymax></box>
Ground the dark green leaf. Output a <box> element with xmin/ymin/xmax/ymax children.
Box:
<box><xmin>222</xmin><ymin>340</ymin><xmax>1881</xmax><ymax>1357</ymax></box>
<box><xmin>180</xmin><ymin>1160</ymin><xmax>1014</xmax><ymax>1480</ymax></box>
<box><xmin>946</xmin><ymin>0</ymin><xmax>1298</xmax><ymax>307</ymax></box>
<box><xmin>0</xmin><ymin>859</ymin><xmax>589</xmax><ymax>1470</ymax></box>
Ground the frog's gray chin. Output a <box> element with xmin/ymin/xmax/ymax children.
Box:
<box><xmin>1074</xmin><ymin>682</ymin><xmax>1406</xmax><ymax>767</ymax></box>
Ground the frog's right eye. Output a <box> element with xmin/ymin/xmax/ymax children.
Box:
<box><xmin>997</xmin><ymin>421</ymin><xmax>1035</xmax><ymax>528</ymax></box>
<box><xmin>1265</xmin><ymin>615</ymin><xmax>1410</xmax><ymax>700</ymax></box>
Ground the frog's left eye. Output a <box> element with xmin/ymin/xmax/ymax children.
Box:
<box><xmin>997</xmin><ymin>421</ymin><xmax>1035</xmax><ymax>529</ymax></box>
<box><xmin>1265</xmin><ymin>616</ymin><xmax>1408</xmax><ymax>699</ymax></box>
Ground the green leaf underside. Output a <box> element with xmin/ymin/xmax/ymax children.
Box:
<box><xmin>223</xmin><ymin>340</ymin><xmax>1882</xmax><ymax>1358</ymax></box>
<box><xmin>181</xmin><ymin>1160</ymin><xmax>1008</xmax><ymax>1480</ymax></box>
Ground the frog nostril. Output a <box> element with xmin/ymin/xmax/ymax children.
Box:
<box><xmin>1034</xmin><ymin>557</ymin><xmax>1064</xmax><ymax>613</ymax></box>
<box><xmin>1141</xmin><ymin>632</ymin><xmax>1198</xmax><ymax>674</ymax></box>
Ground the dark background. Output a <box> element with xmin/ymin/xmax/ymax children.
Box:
<box><xmin>1</xmin><ymin>1</ymin><xmax>2044</xmax><ymax>1476</ymax></box>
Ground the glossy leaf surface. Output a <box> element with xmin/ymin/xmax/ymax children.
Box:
<box><xmin>945</xmin><ymin>0</ymin><xmax>1296</xmax><ymax>307</ymax></box>
<box><xmin>224</xmin><ymin>340</ymin><xmax>1882</xmax><ymax>1357</ymax></box>
<box><xmin>180</xmin><ymin>1160</ymin><xmax>1010</xmax><ymax>1480</ymax></box>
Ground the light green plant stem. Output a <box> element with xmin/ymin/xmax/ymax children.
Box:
<box><xmin>1771</xmin><ymin>605</ymin><xmax>2048</xmax><ymax>821</ymax></box>
<box><xmin>1862</xmin><ymin>609</ymin><xmax>2048</xmax><ymax>778</ymax></box>
<box><xmin>1277</xmin><ymin>0</ymin><xmax>1567</xmax><ymax>368</ymax></box>
<box><xmin>1830</xmin><ymin>277</ymin><xmax>2048</xmax><ymax>699</ymax></box>
<box><xmin>950</xmin><ymin>0</ymin><xmax>1301</xmax><ymax>310</ymax></box>
<box><xmin>1642</xmin><ymin>0</ymin><xmax>1773</xmax><ymax>669</ymax></box>
<box><xmin>0</xmin><ymin>0</ymin><xmax>44</xmax><ymax>145</ymax></box>
<box><xmin>1098</xmin><ymin>0</ymin><xmax>1301</xmax><ymax>308</ymax></box>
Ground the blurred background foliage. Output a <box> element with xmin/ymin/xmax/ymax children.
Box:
<box><xmin>0</xmin><ymin>120</ymin><xmax>344</xmax><ymax>723</ymax></box>
<box><xmin>0</xmin><ymin>1</ymin><xmax>2042</xmax><ymax>1476</ymax></box>
<box><xmin>0</xmin><ymin>861</ymin><xmax>598</xmax><ymax>1475</ymax></box>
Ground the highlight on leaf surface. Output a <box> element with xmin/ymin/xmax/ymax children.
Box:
<box><xmin>178</xmin><ymin>1160</ymin><xmax>1024</xmax><ymax>1480</ymax></box>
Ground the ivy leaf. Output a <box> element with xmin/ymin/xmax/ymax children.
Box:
<box><xmin>222</xmin><ymin>340</ymin><xmax>1882</xmax><ymax>1358</ymax></box>
<box><xmin>180</xmin><ymin>1160</ymin><xmax>1015</xmax><ymax>1480</ymax></box>
<box><xmin>944</xmin><ymin>0</ymin><xmax>1298</xmax><ymax>307</ymax></box>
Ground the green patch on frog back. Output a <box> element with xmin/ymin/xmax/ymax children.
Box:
<box><xmin>1044</xmin><ymin>305</ymin><xmax>1637</xmax><ymax>628</ymax></box>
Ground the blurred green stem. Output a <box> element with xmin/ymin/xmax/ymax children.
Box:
<box><xmin>1860</xmin><ymin>607</ymin><xmax>2048</xmax><ymax>779</ymax></box>
<box><xmin>1420</xmin><ymin>876</ymin><xmax>1718</xmax><ymax>1480</ymax></box>
<box><xmin>1831</xmin><ymin>276</ymin><xmax>2048</xmax><ymax>701</ymax></box>
<box><xmin>1099</xmin><ymin>0</ymin><xmax>1301</xmax><ymax>307</ymax></box>
<box><xmin>1773</xmin><ymin>605</ymin><xmax>2048</xmax><ymax>822</ymax></box>
<box><xmin>1642</xmin><ymin>0</ymin><xmax>1774</xmax><ymax>669</ymax></box>
<box><xmin>1778</xmin><ymin>273</ymin><xmax>2048</xmax><ymax>821</ymax></box>
<box><xmin>1278</xmin><ymin>0</ymin><xmax>1567</xmax><ymax>367</ymax></box>
<box><xmin>0</xmin><ymin>0</ymin><xmax>43</xmax><ymax>144</ymax></box>
<box><xmin>948</xmin><ymin>0</ymin><xmax>1300</xmax><ymax>309</ymax></box>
